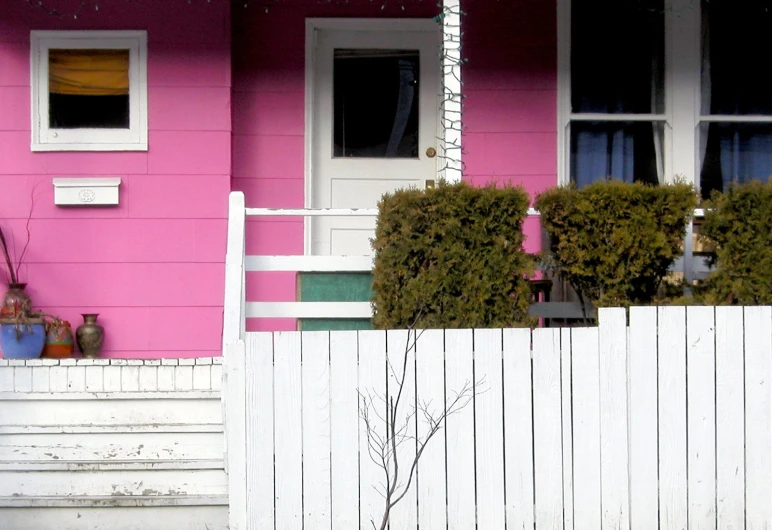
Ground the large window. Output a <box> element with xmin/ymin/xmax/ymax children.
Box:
<box><xmin>31</xmin><ymin>30</ymin><xmax>147</xmax><ymax>152</ymax></box>
<box><xmin>560</xmin><ymin>0</ymin><xmax>772</xmax><ymax>196</ymax></box>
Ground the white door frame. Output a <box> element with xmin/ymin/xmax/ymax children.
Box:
<box><xmin>303</xmin><ymin>17</ymin><xmax>443</xmax><ymax>255</ymax></box>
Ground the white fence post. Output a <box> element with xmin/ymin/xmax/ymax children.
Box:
<box><xmin>441</xmin><ymin>0</ymin><xmax>463</xmax><ymax>183</ymax></box>
<box><xmin>225</xmin><ymin>340</ymin><xmax>247</xmax><ymax>530</ymax></box>
<box><xmin>223</xmin><ymin>191</ymin><xmax>246</xmax><ymax>351</ymax></box>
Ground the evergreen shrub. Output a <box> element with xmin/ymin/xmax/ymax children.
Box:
<box><xmin>534</xmin><ymin>180</ymin><xmax>697</xmax><ymax>309</ymax></box>
<box><xmin>371</xmin><ymin>181</ymin><xmax>535</xmax><ymax>329</ymax></box>
<box><xmin>699</xmin><ymin>180</ymin><xmax>772</xmax><ymax>304</ymax></box>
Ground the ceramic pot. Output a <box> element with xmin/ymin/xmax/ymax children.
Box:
<box><xmin>0</xmin><ymin>319</ymin><xmax>45</xmax><ymax>359</ymax></box>
<box><xmin>76</xmin><ymin>314</ymin><xmax>104</xmax><ymax>359</ymax></box>
<box><xmin>1</xmin><ymin>283</ymin><xmax>32</xmax><ymax>319</ymax></box>
<box><xmin>43</xmin><ymin>320</ymin><xmax>74</xmax><ymax>359</ymax></box>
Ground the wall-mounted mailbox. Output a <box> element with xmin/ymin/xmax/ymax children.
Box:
<box><xmin>52</xmin><ymin>177</ymin><xmax>122</xmax><ymax>206</ymax></box>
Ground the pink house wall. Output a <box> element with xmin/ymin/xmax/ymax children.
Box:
<box><xmin>0</xmin><ymin>1</ymin><xmax>231</xmax><ymax>358</ymax></box>
<box><xmin>232</xmin><ymin>0</ymin><xmax>557</xmax><ymax>331</ymax></box>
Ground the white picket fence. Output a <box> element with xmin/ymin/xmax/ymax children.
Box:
<box><xmin>224</xmin><ymin>305</ymin><xmax>772</xmax><ymax>530</ymax></box>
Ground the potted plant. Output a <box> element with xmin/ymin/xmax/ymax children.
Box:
<box><xmin>0</xmin><ymin>225</ymin><xmax>32</xmax><ymax>319</ymax></box>
<box><xmin>0</xmin><ymin>309</ymin><xmax>45</xmax><ymax>360</ymax></box>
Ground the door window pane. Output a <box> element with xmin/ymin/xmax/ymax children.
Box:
<box><xmin>49</xmin><ymin>49</ymin><xmax>130</xmax><ymax>129</ymax></box>
<box><xmin>571</xmin><ymin>0</ymin><xmax>664</xmax><ymax>114</ymax></box>
<box><xmin>571</xmin><ymin>122</ymin><xmax>664</xmax><ymax>187</ymax></box>
<box><xmin>333</xmin><ymin>49</ymin><xmax>419</xmax><ymax>158</ymax></box>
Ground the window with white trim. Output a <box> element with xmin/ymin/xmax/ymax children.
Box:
<box><xmin>559</xmin><ymin>0</ymin><xmax>772</xmax><ymax>197</ymax></box>
<box><xmin>31</xmin><ymin>30</ymin><xmax>148</xmax><ymax>152</ymax></box>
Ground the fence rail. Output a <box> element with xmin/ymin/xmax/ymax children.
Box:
<box><xmin>224</xmin><ymin>305</ymin><xmax>772</xmax><ymax>530</ymax></box>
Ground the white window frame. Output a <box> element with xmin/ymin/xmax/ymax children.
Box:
<box><xmin>30</xmin><ymin>30</ymin><xmax>148</xmax><ymax>152</ymax></box>
<box><xmin>557</xmin><ymin>0</ymin><xmax>710</xmax><ymax>188</ymax></box>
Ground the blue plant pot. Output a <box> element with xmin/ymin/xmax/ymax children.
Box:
<box><xmin>0</xmin><ymin>323</ymin><xmax>46</xmax><ymax>359</ymax></box>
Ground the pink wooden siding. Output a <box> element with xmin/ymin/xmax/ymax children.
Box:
<box><xmin>0</xmin><ymin>1</ymin><xmax>231</xmax><ymax>358</ymax></box>
<box><xmin>232</xmin><ymin>0</ymin><xmax>557</xmax><ymax>331</ymax></box>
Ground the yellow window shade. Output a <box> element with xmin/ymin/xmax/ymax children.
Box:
<box><xmin>49</xmin><ymin>49</ymin><xmax>129</xmax><ymax>96</ymax></box>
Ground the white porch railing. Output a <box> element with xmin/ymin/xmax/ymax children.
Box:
<box><xmin>222</xmin><ymin>191</ymin><xmax>708</xmax><ymax>347</ymax></box>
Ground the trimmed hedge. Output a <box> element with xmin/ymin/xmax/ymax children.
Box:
<box><xmin>698</xmin><ymin>180</ymin><xmax>772</xmax><ymax>305</ymax></box>
<box><xmin>371</xmin><ymin>181</ymin><xmax>535</xmax><ymax>329</ymax></box>
<box><xmin>534</xmin><ymin>181</ymin><xmax>697</xmax><ymax>309</ymax></box>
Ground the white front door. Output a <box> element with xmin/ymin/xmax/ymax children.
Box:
<box><xmin>309</xmin><ymin>21</ymin><xmax>441</xmax><ymax>256</ymax></box>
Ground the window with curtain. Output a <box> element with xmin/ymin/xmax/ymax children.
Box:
<box><xmin>569</xmin><ymin>0</ymin><xmax>665</xmax><ymax>188</ymax></box>
<box><xmin>698</xmin><ymin>0</ymin><xmax>772</xmax><ymax>197</ymax></box>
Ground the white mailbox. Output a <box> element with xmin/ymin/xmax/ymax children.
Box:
<box><xmin>52</xmin><ymin>177</ymin><xmax>122</xmax><ymax>206</ymax></box>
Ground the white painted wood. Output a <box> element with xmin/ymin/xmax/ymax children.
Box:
<box><xmin>744</xmin><ymin>306</ymin><xmax>772</xmax><ymax>528</ymax></box>
<box><xmin>224</xmin><ymin>340</ymin><xmax>247</xmax><ymax>530</ymax></box>
<box><xmin>628</xmin><ymin>306</ymin><xmax>659</xmax><ymax>530</ymax></box>
<box><xmin>2</xmin><ymin>506</ymin><xmax>228</xmax><ymax>530</ymax></box>
<box><xmin>658</xmin><ymin>306</ymin><xmax>688</xmax><ymax>530</ymax></box>
<box><xmin>309</xmin><ymin>23</ymin><xmax>441</xmax><ymax>256</ymax></box>
<box><xmin>444</xmin><ymin>328</ymin><xmax>476</xmax><ymax>530</ymax></box>
<box><xmin>386</xmin><ymin>329</ymin><xmax>417</xmax><ymax>530</ymax></box>
<box><xmin>357</xmin><ymin>330</ymin><xmax>387</xmax><ymax>530</ymax></box>
<box><xmin>571</xmin><ymin>326</ymin><xmax>602</xmax><ymax>530</ymax></box>
<box><xmin>532</xmin><ymin>328</ymin><xmax>563</xmax><ymax>529</ymax></box>
<box><xmin>49</xmin><ymin>365</ymin><xmax>68</xmax><ymax>392</ymax></box>
<box><xmin>193</xmin><ymin>365</ymin><xmax>211</xmax><ymax>391</ymax></box>
<box><xmin>442</xmin><ymin>0</ymin><xmax>463</xmax><ymax>182</ymax></box>
<box><xmin>139</xmin><ymin>365</ymin><xmax>157</xmax><ymax>391</ymax></box>
<box><xmin>302</xmin><ymin>331</ymin><xmax>332</xmax><ymax>530</ymax></box>
<box><xmin>687</xmin><ymin>306</ymin><xmax>717</xmax><ymax>530</ymax></box>
<box><xmin>415</xmin><ymin>329</ymin><xmax>447</xmax><ymax>530</ymax></box>
<box><xmin>0</xmin><ymin>365</ymin><xmax>14</xmax><ymax>391</ymax></box>
<box><xmin>31</xmin><ymin>366</ymin><xmax>49</xmax><ymax>392</ymax></box>
<box><xmin>122</xmin><ymin>365</ymin><xmax>140</xmax><ymax>392</ymax></box>
<box><xmin>329</xmin><ymin>330</ymin><xmax>360</xmax><ymax>529</ymax></box>
<box><xmin>246</xmin><ymin>332</ymin><xmax>275</xmax><ymax>530</ymax></box>
<box><xmin>15</xmin><ymin>366</ymin><xmax>33</xmax><ymax>392</ymax></box>
<box><xmin>1</xmin><ymin>496</ymin><xmax>228</xmax><ymax>508</ymax></box>
<box><xmin>273</xmin><ymin>332</ymin><xmax>303</xmax><ymax>529</ymax></box>
<box><xmin>503</xmin><ymin>328</ymin><xmax>535</xmax><ymax>530</ymax></box>
<box><xmin>104</xmin><ymin>365</ymin><xmax>123</xmax><ymax>391</ymax></box>
<box><xmin>474</xmin><ymin>328</ymin><xmax>506</xmax><ymax>529</ymax></box>
<box><xmin>247</xmin><ymin>207</ymin><xmax>379</xmax><ymax>217</ymax></box>
<box><xmin>598</xmin><ymin>307</ymin><xmax>630</xmax><ymax>529</ymax></box>
<box><xmin>223</xmin><ymin>191</ymin><xmax>246</xmax><ymax>351</ymax></box>
<box><xmin>157</xmin><ymin>365</ymin><xmax>174</xmax><ymax>391</ymax></box>
<box><xmin>246</xmin><ymin>254</ymin><xmax>373</xmax><ymax>272</ymax></box>
<box><xmin>714</xmin><ymin>307</ymin><xmax>745</xmax><ymax>530</ymax></box>
<box><xmin>560</xmin><ymin>328</ymin><xmax>574</xmax><ymax>530</ymax></box>
<box><xmin>246</xmin><ymin>301</ymin><xmax>372</xmax><ymax>319</ymax></box>
<box><xmin>31</xmin><ymin>31</ymin><xmax>148</xmax><ymax>152</ymax></box>
<box><xmin>175</xmin><ymin>365</ymin><xmax>193</xmax><ymax>391</ymax></box>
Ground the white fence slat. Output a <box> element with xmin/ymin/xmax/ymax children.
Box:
<box><xmin>246</xmin><ymin>333</ymin><xmax>274</xmax><ymax>530</ymax></box>
<box><xmin>444</xmin><ymin>329</ymin><xmax>476</xmax><ymax>530</ymax></box>
<box><xmin>560</xmin><ymin>328</ymin><xmax>574</xmax><ymax>530</ymax></box>
<box><xmin>273</xmin><ymin>332</ymin><xmax>303</xmax><ymax>529</ymax></box>
<box><xmin>744</xmin><ymin>306</ymin><xmax>772</xmax><ymax>527</ymax></box>
<box><xmin>658</xmin><ymin>306</ymin><xmax>688</xmax><ymax>530</ymax></box>
<box><xmin>225</xmin><ymin>340</ymin><xmax>247</xmax><ymax>530</ymax></box>
<box><xmin>598</xmin><ymin>308</ymin><xmax>630</xmax><ymax>529</ymax></box>
<box><xmin>358</xmin><ymin>330</ymin><xmax>387</xmax><ymax>530</ymax></box>
<box><xmin>628</xmin><ymin>307</ymin><xmax>659</xmax><ymax>530</ymax></box>
<box><xmin>715</xmin><ymin>307</ymin><xmax>745</xmax><ymax>530</ymax></box>
<box><xmin>474</xmin><ymin>329</ymin><xmax>506</xmax><ymax>530</ymax></box>
<box><xmin>503</xmin><ymin>328</ymin><xmax>535</xmax><ymax>530</ymax></box>
<box><xmin>330</xmin><ymin>331</ymin><xmax>360</xmax><ymax>529</ymax></box>
<box><xmin>415</xmin><ymin>329</ymin><xmax>447</xmax><ymax>530</ymax></box>
<box><xmin>571</xmin><ymin>326</ymin><xmax>601</xmax><ymax>529</ymax></box>
<box><xmin>687</xmin><ymin>306</ymin><xmax>717</xmax><ymax>530</ymax></box>
<box><xmin>386</xmin><ymin>329</ymin><xmax>417</xmax><ymax>530</ymax></box>
<box><xmin>301</xmin><ymin>331</ymin><xmax>332</xmax><ymax>530</ymax></box>
<box><xmin>532</xmin><ymin>328</ymin><xmax>563</xmax><ymax>529</ymax></box>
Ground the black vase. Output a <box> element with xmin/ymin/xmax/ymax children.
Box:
<box><xmin>76</xmin><ymin>313</ymin><xmax>104</xmax><ymax>358</ymax></box>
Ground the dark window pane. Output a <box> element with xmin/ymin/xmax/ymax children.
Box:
<box><xmin>49</xmin><ymin>49</ymin><xmax>130</xmax><ymax>129</ymax></box>
<box><xmin>333</xmin><ymin>49</ymin><xmax>419</xmax><ymax>158</ymax></box>
<box><xmin>571</xmin><ymin>122</ymin><xmax>662</xmax><ymax>187</ymax></box>
<box><xmin>572</xmin><ymin>0</ymin><xmax>664</xmax><ymax>114</ymax></box>
<box><xmin>702</xmin><ymin>0</ymin><xmax>772</xmax><ymax>115</ymax></box>
<box><xmin>700</xmin><ymin>123</ymin><xmax>772</xmax><ymax>197</ymax></box>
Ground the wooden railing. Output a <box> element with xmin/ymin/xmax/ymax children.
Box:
<box><xmin>222</xmin><ymin>191</ymin><xmax>709</xmax><ymax>347</ymax></box>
